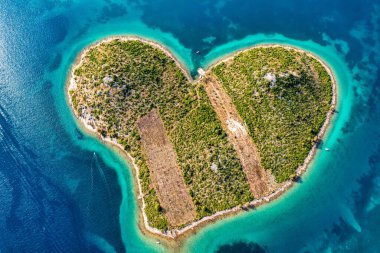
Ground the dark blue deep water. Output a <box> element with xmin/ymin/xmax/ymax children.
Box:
<box><xmin>0</xmin><ymin>1</ymin><xmax>379</xmax><ymax>252</ymax></box>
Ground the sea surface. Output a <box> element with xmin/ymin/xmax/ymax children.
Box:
<box><xmin>0</xmin><ymin>0</ymin><xmax>380</xmax><ymax>252</ymax></box>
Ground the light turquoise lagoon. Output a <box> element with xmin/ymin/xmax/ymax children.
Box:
<box><xmin>1</xmin><ymin>1</ymin><xmax>379</xmax><ymax>252</ymax></box>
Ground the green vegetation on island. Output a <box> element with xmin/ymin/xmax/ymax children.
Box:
<box><xmin>212</xmin><ymin>47</ymin><xmax>333</xmax><ymax>182</ymax></box>
<box><xmin>171</xmin><ymin>86</ymin><xmax>253</xmax><ymax>217</ymax></box>
<box><xmin>69</xmin><ymin>39</ymin><xmax>253</xmax><ymax>230</ymax></box>
<box><xmin>68</xmin><ymin>39</ymin><xmax>333</xmax><ymax>232</ymax></box>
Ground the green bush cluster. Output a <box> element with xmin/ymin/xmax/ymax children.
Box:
<box><xmin>212</xmin><ymin>47</ymin><xmax>333</xmax><ymax>182</ymax></box>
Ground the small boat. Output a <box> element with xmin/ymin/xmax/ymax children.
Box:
<box><xmin>196</xmin><ymin>50</ymin><xmax>200</xmax><ymax>54</ymax></box>
<box><xmin>324</xmin><ymin>148</ymin><xmax>330</xmax><ymax>151</ymax></box>
<box><xmin>156</xmin><ymin>241</ymin><xmax>160</xmax><ymax>244</ymax></box>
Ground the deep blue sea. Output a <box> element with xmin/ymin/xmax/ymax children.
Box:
<box><xmin>1</xmin><ymin>0</ymin><xmax>380</xmax><ymax>252</ymax></box>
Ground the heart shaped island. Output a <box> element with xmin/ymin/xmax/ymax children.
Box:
<box><xmin>67</xmin><ymin>37</ymin><xmax>336</xmax><ymax>239</ymax></box>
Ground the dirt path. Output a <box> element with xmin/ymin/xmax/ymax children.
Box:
<box><xmin>203</xmin><ymin>75</ymin><xmax>270</xmax><ymax>198</ymax></box>
<box><xmin>137</xmin><ymin>110</ymin><xmax>196</xmax><ymax>227</ymax></box>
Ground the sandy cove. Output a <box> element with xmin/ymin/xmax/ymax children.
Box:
<box><xmin>66</xmin><ymin>36</ymin><xmax>338</xmax><ymax>244</ymax></box>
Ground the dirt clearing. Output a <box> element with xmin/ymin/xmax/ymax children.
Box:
<box><xmin>137</xmin><ymin>109</ymin><xmax>196</xmax><ymax>227</ymax></box>
<box><xmin>203</xmin><ymin>75</ymin><xmax>270</xmax><ymax>198</ymax></box>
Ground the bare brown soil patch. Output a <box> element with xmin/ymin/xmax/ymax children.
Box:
<box><xmin>137</xmin><ymin>109</ymin><xmax>196</xmax><ymax>227</ymax></box>
<box><xmin>203</xmin><ymin>74</ymin><xmax>270</xmax><ymax>198</ymax></box>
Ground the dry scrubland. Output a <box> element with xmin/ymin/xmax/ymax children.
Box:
<box><xmin>203</xmin><ymin>75</ymin><xmax>270</xmax><ymax>198</ymax></box>
<box><xmin>137</xmin><ymin>109</ymin><xmax>196</xmax><ymax>227</ymax></box>
<box><xmin>69</xmin><ymin>39</ymin><xmax>333</xmax><ymax>231</ymax></box>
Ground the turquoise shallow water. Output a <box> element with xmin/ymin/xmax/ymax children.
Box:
<box><xmin>1</xmin><ymin>1</ymin><xmax>380</xmax><ymax>252</ymax></box>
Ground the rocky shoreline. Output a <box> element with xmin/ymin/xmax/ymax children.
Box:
<box><xmin>66</xmin><ymin>36</ymin><xmax>338</xmax><ymax>242</ymax></box>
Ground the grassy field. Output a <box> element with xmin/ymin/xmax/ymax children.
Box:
<box><xmin>70</xmin><ymin>39</ymin><xmax>253</xmax><ymax>229</ymax></box>
<box><xmin>211</xmin><ymin>47</ymin><xmax>333</xmax><ymax>182</ymax></box>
